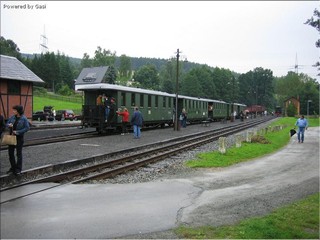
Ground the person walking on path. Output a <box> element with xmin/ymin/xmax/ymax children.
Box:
<box><xmin>130</xmin><ymin>107</ymin><xmax>143</xmax><ymax>139</ymax></box>
<box><xmin>295</xmin><ymin>115</ymin><xmax>308</xmax><ymax>143</ymax></box>
<box><xmin>6</xmin><ymin>105</ymin><xmax>30</xmax><ymax>175</ymax></box>
<box><xmin>116</xmin><ymin>107</ymin><xmax>130</xmax><ymax>135</ymax></box>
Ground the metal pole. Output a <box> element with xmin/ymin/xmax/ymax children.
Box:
<box><xmin>174</xmin><ymin>49</ymin><xmax>180</xmax><ymax>131</ymax></box>
<box><xmin>307</xmin><ymin>100</ymin><xmax>312</xmax><ymax>117</ymax></box>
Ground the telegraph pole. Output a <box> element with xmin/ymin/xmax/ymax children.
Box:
<box><xmin>174</xmin><ymin>49</ymin><xmax>180</xmax><ymax>131</ymax></box>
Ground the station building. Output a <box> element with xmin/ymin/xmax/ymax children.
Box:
<box><xmin>0</xmin><ymin>55</ymin><xmax>44</xmax><ymax>120</ymax></box>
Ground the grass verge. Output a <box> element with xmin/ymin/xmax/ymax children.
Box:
<box><xmin>175</xmin><ymin>193</ymin><xmax>319</xmax><ymax>239</ymax></box>
<box><xmin>33</xmin><ymin>96</ymin><xmax>82</xmax><ymax>114</ymax></box>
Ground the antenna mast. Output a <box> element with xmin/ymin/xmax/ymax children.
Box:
<box><xmin>294</xmin><ymin>53</ymin><xmax>298</xmax><ymax>74</ymax></box>
<box><xmin>40</xmin><ymin>25</ymin><xmax>49</xmax><ymax>53</ymax></box>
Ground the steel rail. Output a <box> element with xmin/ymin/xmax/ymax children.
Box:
<box><xmin>1</xmin><ymin>118</ymin><xmax>270</xmax><ymax>197</ymax></box>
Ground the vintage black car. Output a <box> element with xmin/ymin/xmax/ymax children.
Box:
<box><xmin>32</xmin><ymin>111</ymin><xmax>50</xmax><ymax>121</ymax></box>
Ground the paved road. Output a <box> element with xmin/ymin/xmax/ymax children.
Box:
<box><xmin>1</xmin><ymin>127</ymin><xmax>319</xmax><ymax>239</ymax></box>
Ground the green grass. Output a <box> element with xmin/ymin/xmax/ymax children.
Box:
<box><xmin>175</xmin><ymin>193</ymin><xmax>319</xmax><ymax>239</ymax></box>
<box><xmin>33</xmin><ymin>96</ymin><xmax>82</xmax><ymax>114</ymax></box>
<box><xmin>186</xmin><ymin>117</ymin><xmax>319</xmax><ymax>168</ymax></box>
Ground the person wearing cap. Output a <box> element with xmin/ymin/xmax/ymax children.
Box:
<box><xmin>5</xmin><ymin>105</ymin><xmax>30</xmax><ymax>175</ymax></box>
<box><xmin>295</xmin><ymin>115</ymin><xmax>308</xmax><ymax>143</ymax></box>
<box><xmin>106</xmin><ymin>97</ymin><xmax>116</xmax><ymax>124</ymax></box>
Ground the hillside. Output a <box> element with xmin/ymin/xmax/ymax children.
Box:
<box><xmin>22</xmin><ymin>53</ymin><xmax>226</xmax><ymax>73</ymax></box>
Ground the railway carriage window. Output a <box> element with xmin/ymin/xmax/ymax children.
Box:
<box><xmin>148</xmin><ymin>95</ymin><xmax>152</xmax><ymax>108</ymax></box>
<box><xmin>140</xmin><ymin>94</ymin><xmax>144</xmax><ymax>107</ymax></box>
<box><xmin>8</xmin><ymin>81</ymin><xmax>21</xmax><ymax>94</ymax></box>
<box><xmin>155</xmin><ymin>96</ymin><xmax>158</xmax><ymax>108</ymax></box>
<box><xmin>168</xmin><ymin>98</ymin><xmax>172</xmax><ymax>108</ymax></box>
<box><xmin>121</xmin><ymin>92</ymin><xmax>126</xmax><ymax>106</ymax></box>
<box><xmin>163</xmin><ymin>97</ymin><xmax>166</xmax><ymax>108</ymax></box>
<box><xmin>131</xmin><ymin>94</ymin><xmax>135</xmax><ymax>106</ymax></box>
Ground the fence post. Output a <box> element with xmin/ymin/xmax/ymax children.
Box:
<box><xmin>235</xmin><ymin>134</ymin><xmax>242</xmax><ymax>148</ymax></box>
<box><xmin>246</xmin><ymin>131</ymin><xmax>253</xmax><ymax>143</ymax></box>
<box><xmin>218</xmin><ymin>137</ymin><xmax>227</xmax><ymax>154</ymax></box>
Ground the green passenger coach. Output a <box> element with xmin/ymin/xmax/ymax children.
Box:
<box><xmin>76</xmin><ymin>83</ymin><xmax>246</xmax><ymax>133</ymax></box>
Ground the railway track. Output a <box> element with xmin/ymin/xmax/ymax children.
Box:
<box><xmin>0</xmin><ymin>131</ymin><xmax>98</xmax><ymax>150</ymax></box>
<box><xmin>0</xmin><ymin>118</ymin><xmax>273</xmax><ymax>204</ymax></box>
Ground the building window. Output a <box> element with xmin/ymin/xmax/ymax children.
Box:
<box><xmin>8</xmin><ymin>81</ymin><xmax>20</xmax><ymax>95</ymax></box>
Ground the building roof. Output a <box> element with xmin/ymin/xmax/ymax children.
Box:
<box><xmin>284</xmin><ymin>96</ymin><xmax>299</xmax><ymax>102</ymax></box>
<box><xmin>75</xmin><ymin>66</ymin><xmax>109</xmax><ymax>85</ymax></box>
<box><xmin>0</xmin><ymin>55</ymin><xmax>44</xmax><ymax>83</ymax></box>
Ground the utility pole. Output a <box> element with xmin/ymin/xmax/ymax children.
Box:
<box><xmin>174</xmin><ymin>49</ymin><xmax>180</xmax><ymax>131</ymax></box>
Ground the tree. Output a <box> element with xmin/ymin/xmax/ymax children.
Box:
<box><xmin>181</xmin><ymin>70</ymin><xmax>202</xmax><ymax>97</ymax></box>
<box><xmin>119</xmin><ymin>54</ymin><xmax>132</xmax><ymax>78</ymax></box>
<box><xmin>93</xmin><ymin>46</ymin><xmax>116</xmax><ymax>67</ymax></box>
<box><xmin>274</xmin><ymin>72</ymin><xmax>319</xmax><ymax>115</ymax></box>
<box><xmin>305</xmin><ymin>8</ymin><xmax>320</xmax><ymax>75</ymax></box>
<box><xmin>159</xmin><ymin>59</ymin><xmax>177</xmax><ymax>94</ymax></box>
<box><xmin>81</xmin><ymin>53</ymin><xmax>93</xmax><ymax>68</ymax></box>
<box><xmin>212</xmin><ymin>67</ymin><xmax>234</xmax><ymax>101</ymax></box>
<box><xmin>133</xmin><ymin>64</ymin><xmax>160</xmax><ymax>90</ymax></box>
<box><xmin>0</xmin><ymin>37</ymin><xmax>22</xmax><ymax>60</ymax></box>
<box><xmin>105</xmin><ymin>66</ymin><xmax>117</xmax><ymax>84</ymax></box>
<box><xmin>181</xmin><ymin>66</ymin><xmax>216</xmax><ymax>99</ymax></box>
<box><xmin>238</xmin><ymin>68</ymin><xmax>274</xmax><ymax>110</ymax></box>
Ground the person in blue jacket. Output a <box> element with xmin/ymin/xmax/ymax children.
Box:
<box><xmin>130</xmin><ymin>107</ymin><xmax>143</xmax><ymax>139</ymax></box>
<box><xmin>6</xmin><ymin>105</ymin><xmax>30</xmax><ymax>175</ymax></box>
<box><xmin>295</xmin><ymin>115</ymin><xmax>308</xmax><ymax>143</ymax></box>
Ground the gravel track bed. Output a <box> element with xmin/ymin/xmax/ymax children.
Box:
<box><xmin>97</xmin><ymin>121</ymin><xmax>275</xmax><ymax>184</ymax></box>
<box><xmin>99</xmin><ymin>128</ymin><xmax>258</xmax><ymax>184</ymax></box>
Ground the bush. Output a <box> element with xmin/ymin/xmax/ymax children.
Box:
<box><xmin>287</xmin><ymin>103</ymin><xmax>297</xmax><ymax>117</ymax></box>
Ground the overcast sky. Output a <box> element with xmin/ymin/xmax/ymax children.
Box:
<box><xmin>1</xmin><ymin>1</ymin><xmax>319</xmax><ymax>81</ymax></box>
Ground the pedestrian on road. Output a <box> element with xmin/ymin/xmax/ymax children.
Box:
<box><xmin>116</xmin><ymin>107</ymin><xmax>130</xmax><ymax>135</ymax></box>
<box><xmin>295</xmin><ymin>115</ymin><xmax>308</xmax><ymax>143</ymax></box>
<box><xmin>6</xmin><ymin>105</ymin><xmax>30</xmax><ymax>175</ymax></box>
<box><xmin>130</xmin><ymin>107</ymin><xmax>143</xmax><ymax>139</ymax></box>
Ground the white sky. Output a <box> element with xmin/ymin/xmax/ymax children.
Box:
<box><xmin>1</xmin><ymin>1</ymin><xmax>319</xmax><ymax>81</ymax></box>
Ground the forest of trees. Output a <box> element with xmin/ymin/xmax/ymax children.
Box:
<box><xmin>0</xmin><ymin>8</ymin><xmax>319</xmax><ymax>115</ymax></box>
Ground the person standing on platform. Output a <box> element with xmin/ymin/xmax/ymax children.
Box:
<box><xmin>130</xmin><ymin>107</ymin><xmax>143</xmax><ymax>139</ymax></box>
<box><xmin>116</xmin><ymin>107</ymin><xmax>130</xmax><ymax>135</ymax></box>
<box><xmin>6</xmin><ymin>105</ymin><xmax>30</xmax><ymax>175</ymax></box>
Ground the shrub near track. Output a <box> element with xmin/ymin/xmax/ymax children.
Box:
<box><xmin>177</xmin><ymin>117</ymin><xmax>320</xmax><ymax>239</ymax></box>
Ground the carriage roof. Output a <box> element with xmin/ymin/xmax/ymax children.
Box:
<box><xmin>76</xmin><ymin>83</ymin><xmax>228</xmax><ymax>104</ymax></box>
<box><xmin>76</xmin><ymin>83</ymin><xmax>174</xmax><ymax>97</ymax></box>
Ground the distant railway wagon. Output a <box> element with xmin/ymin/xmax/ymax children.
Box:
<box><xmin>245</xmin><ymin>105</ymin><xmax>266</xmax><ymax>114</ymax></box>
<box><xmin>232</xmin><ymin>103</ymin><xmax>247</xmax><ymax>118</ymax></box>
<box><xmin>275</xmin><ymin>106</ymin><xmax>282</xmax><ymax>116</ymax></box>
<box><xmin>75</xmin><ymin>83</ymin><xmax>246</xmax><ymax>133</ymax></box>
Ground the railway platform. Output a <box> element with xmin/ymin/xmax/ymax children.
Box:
<box><xmin>1</xmin><ymin>122</ymin><xmax>319</xmax><ymax>239</ymax></box>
